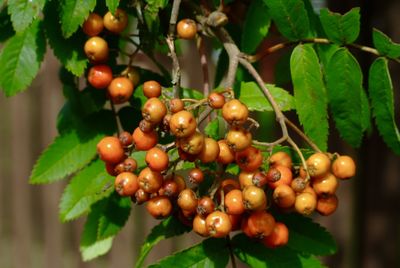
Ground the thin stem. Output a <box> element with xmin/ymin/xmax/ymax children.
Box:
<box><xmin>287</xmin><ymin>137</ymin><xmax>310</xmax><ymax>181</ymax></box>
<box><xmin>226</xmin><ymin>236</ymin><xmax>237</xmax><ymax>268</ymax></box>
<box><xmin>161</xmin><ymin>141</ymin><xmax>176</xmax><ymax>152</ymax></box>
<box><xmin>247</xmin><ymin>37</ymin><xmax>400</xmax><ymax>64</ymax></box>
<box><xmin>197</xmin><ymin>35</ymin><xmax>210</xmax><ymax>97</ymax></box>
<box><xmin>238</xmin><ymin>57</ymin><xmax>289</xmax><ymax>140</ymax></box>
<box><xmin>110</xmin><ymin>101</ymin><xmax>122</xmax><ymax>136</ymax></box>
<box><xmin>253</xmin><ymin>136</ymin><xmax>288</xmax><ymax>148</ymax></box>
<box><xmin>284</xmin><ymin>118</ymin><xmax>322</xmax><ymax>153</ymax></box>
<box><xmin>167</xmin><ymin>0</ymin><xmax>182</xmax><ymax>98</ymax></box>
<box><xmin>197</xmin><ymin>107</ymin><xmax>213</xmax><ymax>126</ymax></box>
<box><xmin>125</xmin><ymin>37</ymin><xmax>171</xmax><ymax>79</ymax></box>
<box><xmin>211</xmin><ymin>27</ymin><xmax>239</xmax><ymax>92</ymax></box>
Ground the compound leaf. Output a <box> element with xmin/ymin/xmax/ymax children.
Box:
<box><xmin>276</xmin><ymin>213</ymin><xmax>337</xmax><ymax>256</ymax></box>
<box><xmin>60</xmin><ymin>0</ymin><xmax>96</xmax><ymax>38</ymax></box>
<box><xmin>106</xmin><ymin>0</ymin><xmax>119</xmax><ymax>14</ymax></box>
<box><xmin>320</xmin><ymin>8</ymin><xmax>360</xmax><ymax>44</ymax></box>
<box><xmin>7</xmin><ymin>0</ymin><xmax>45</xmax><ymax>32</ymax></box>
<box><xmin>59</xmin><ymin>160</ymin><xmax>115</xmax><ymax>222</ymax></box>
<box><xmin>0</xmin><ymin>19</ymin><xmax>45</xmax><ymax>96</ymax></box>
<box><xmin>29</xmin><ymin>110</ymin><xmax>116</xmax><ymax>184</ymax></box>
<box><xmin>233</xmin><ymin>233</ymin><xmax>326</xmax><ymax>267</ymax></box>
<box><xmin>263</xmin><ymin>0</ymin><xmax>311</xmax><ymax>41</ymax></box>
<box><xmin>372</xmin><ymin>28</ymin><xmax>400</xmax><ymax>59</ymax></box>
<box><xmin>135</xmin><ymin>216</ymin><xmax>191</xmax><ymax>268</ymax></box>
<box><xmin>241</xmin><ymin>0</ymin><xmax>270</xmax><ymax>54</ymax></box>
<box><xmin>239</xmin><ymin>82</ymin><xmax>295</xmax><ymax>112</ymax></box>
<box><xmin>368</xmin><ymin>57</ymin><xmax>400</xmax><ymax>154</ymax></box>
<box><xmin>44</xmin><ymin>0</ymin><xmax>88</xmax><ymax>76</ymax></box>
<box><xmin>325</xmin><ymin>48</ymin><xmax>366</xmax><ymax>147</ymax></box>
<box><xmin>291</xmin><ymin>44</ymin><xmax>328</xmax><ymax>151</ymax></box>
<box><xmin>148</xmin><ymin>238</ymin><xmax>229</xmax><ymax>268</ymax></box>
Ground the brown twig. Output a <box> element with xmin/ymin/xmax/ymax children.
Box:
<box><xmin>247</xmin><ymin>37</ymin><xmax>400</xmax><ymax>64</ymax></box>
<box><xmin>167</xmin><ymin>0</ymin><xmax>182</xmax><ymax>98</ymax></box>
<box><xmin>110</xmin><ymin>101</ymin><xmax>122</xmax><ymax>136</ymax></box>
<box><xmin>284</xmin><ymin>118</ymin><xmax>322</xmax><ymax>153</ymax></box>
<box><xmin>197</xmin><ymin>35</ymin><xmax>210</xmax><ymax>97</ymax></box>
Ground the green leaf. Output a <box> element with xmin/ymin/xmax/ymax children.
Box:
<box><xmin>43</xmin><ymin>0</ymin><xmax>88</xmax><ymax>76</ymax></box>
<box><xmin>319</xmin><ymin>8</ymin><xmax>360</xmax><ymax>44</ymax></box>
<box><xmin>60</xmin><ymin>0</ymin><xmax>96</xmax><ymax>38</ymax></box>
<box><xmin>143</xmin><ymin>0</ymin><xmax>168</xmax><ymax>34</ymax></box>
<box><xmin>106</xmin><ymin>0</ymin><xmax>119</xmax><ymax>14</ymax></box>
<box><xmin>80</xmin><ymin>193</ymin><xmax>131</xmax><ymax>261</ymax></box>
<box><xmin>97</xmin><ymin>193</ymin><xmax>132</xmax><ymax>240</ymax></box>
<box><xmin>241</xmin><ymin>0</ymin><xmax>270</xmax><ymax>54</ymax></box>
<box><xmin>239</xmin><ymin>82</ymin><xmax>295</xmax><ymax>112</ymax></box>
<box><xmin>135</xmin><ymin>216</ymin><xmax>191</xmax><ymax>268</ymax></box>
<box><xmin>263</xmin><ymin>0</ymin><xmax>311</xmax><ymax>41</ymax></box>
<box><xmin>233</xmin><ymin>234</ymin><xmax>326</xmax><ymax>268</ymax></box>
<box><xmin>368</xmin><ymin>57</ymin><xmax>400</xmax><ymax>154</ymax></box>
<box><xmin>30</xmin><ymin>110</ymin><xmax>116</xmax><ymax>184</ymax></box>
<box><xmin>149</xmin><ymin>238</ymin><xmax>229</xmax><ymax>268</ymax></box>
<box><xmin>7</xmin><ymin>0</ymin><xmax>45</xmax><ymax>32</ymax></box>
<box><xmin>204</xmin><ymin>117</ymin><xmax>226</xmax><ymax>140</ymax></box>
<box><xmin>290</xmin><ymin>44</ymin><xmax>328</xmax><ymax>151</ymax></box>
<box><xmin>276</xmin><ymin>213</ymin><xmax>337</xmax><ymax>256</ymax></box>
<box><xmin>372</xmin><ymin>28</ymin><xmax>400</xmax><ymax>59</ymax></box>
<box><xmin>81</xmin><ymin>236</ymin><xmax>113</xmax><ymax>262</ymax></box>
<box><xmin>59</xmin><ymin>160</ymin><xmax>114</xmax><ymax>222</ymax></box>
<box><xmin>0</xmin><ymin>19</ymin><xmax>45</xmax><ymax>96</ymax></box>
<box><xmin>325</xmin><ymin>48</ymin><xmax>366</xmax><ymax>147</ymax></box>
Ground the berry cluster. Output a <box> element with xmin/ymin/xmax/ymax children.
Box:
<box><xmin>96</xmin><ymin>78</ymin><xmax>356</xmax><ymax>248</ymax></box>
<box><xmin>83</xmin><ymin>10</ymin><xmax>138</xmax><ymax>104</ymax></box>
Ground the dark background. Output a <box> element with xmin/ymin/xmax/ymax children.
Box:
<box><xmin>0</xmin><ymin>0</ymin><xmax>399</xmax><ymax>267</ymax></box>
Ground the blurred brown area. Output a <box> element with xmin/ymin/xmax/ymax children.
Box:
<box><xmin>0</xmin><ymin>0</ymin><xmax>399</xmax><ymax>267</ymax></box>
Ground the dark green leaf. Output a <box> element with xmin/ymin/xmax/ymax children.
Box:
<box><xmin>149</xmin><ymin>238</ymin><xmax>229</xmax><ymax>268</ymax></box>
<box><xmin>263</xmin><ymin>0</ymin><xmax>311</xmax><ymax>41</ymax></box>
<box><xmin>319</xmin><ymin>8</ymin><xmax>360</xmax><ymax>44</ymax></box>
<box><xmin>241</xmin><ymin>0</ymin><xmax>270</xmax><ymax>54</ymax></box>
<box><xmin>360</xmin><ymin>89</ymin><xmax>372</xmax><ymax>135</ymax></box>
<box><xmin>135</xmin><ymin>216</ymin><xmax>191</xmax><ymax>268</ymax></box>
<box><xmin>60</xmin><ymin>0</ymin><xmax>96</xmax><ymax>38</ymax></box>
<box><xmin>118</xmin><ymin>106</ymin><xmax>142</xmax><ymax>133</ymax></box>
<box><xmin>316</xmin><ymin>43</ymin><xmax>340</xmax><ymax>71</ymax></box>
<box><xmin>233</xmin><ymin>233</ymin><xmax>326</xmax><ymax>267</ymax></box>
<box><xmin>0</xmin><ymin>9</ymin><xmax>15</xmax><ymax>42</ymax></box>
<box><xmin>7</xmin><ymin>0</ymin><xmax>45</xmax><ymax>32</ymax></box>
<box><xmin>204</xmin><ymin>117</ymin><xmax>226</xmax><ymax>140</ymax></box>
<box><xmin>97</xmin><ymin>193</ymin><xmax>132</xmax><ymax>240</ymax></box>
<box><xmin>59</xmin><ymin>160</ymin><xmax>114</xmax><ymax>222</ymax></box>
<box><xmin>0</xmin><ymin>19</ymin><xmax>45</xmax><ymax>96</ymax></box>
<box><xmin>44</xmin><ymin>0</ymin><xmax>88</xmax><ymax>76</ymax></box>
<box><xmin>301</xmin><ymin>0</ymin><xmax>323</xmax><ymax>37</ymax></box>
<box><xmin>275</xmin><ymin>50</ymin><xmax>292</xmax><ymax>86</ymax></box>
<box><xmin>372</xmin><ymin>28</ymin><xmax>400</xmax><ymax>59</ymax></box>
<box><xmin>143</xmin><ymin>0</ymin><xmax>168</xmax><ymax>34</ymax></box>
<box><xmin>368</xmin><ymin>57</ymin><xmax>400</xmax><ymax>154</ymax></box>
<box><xmin>276</xmin><ymin>213</ymin><xmax>337</xmax><ymax>255</ymax></box>
<box><xmin>290</xmin><ymin>44</ymin><xmax>328</xmax><ymax>151</ymax></box>
<box><xmin>106</xmin><ymin>0</ymin><xmax>119</xmax><ymax>14</ymax></box>
<box><xmin>30</xmin><ymin>110</ymin><xmax>116</xmax><ymax>184</ymax></box>
<box><xmin>325</xmin><ymin>48</ymin><xmax>366</xmax><ymax>147</ymax></box>
<box><xmin>239</xmin><ymin>82</ymin><xmax>295</xmax><ymax>112</ymax></box>
<box><xmin>80</xmin><ymin>193</ymin><xmax>131</xmax><ymax>261</ymax></box>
